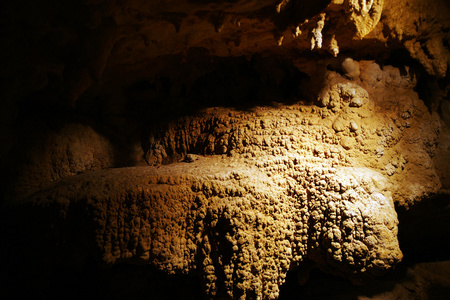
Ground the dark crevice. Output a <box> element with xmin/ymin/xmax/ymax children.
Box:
<box><xmin>273</xmin><ymin>0</ymin><xmax>331</xmax><ymax>31</ymax></box>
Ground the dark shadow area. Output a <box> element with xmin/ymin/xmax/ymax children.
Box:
<box><xmin>189</xmin><ymin>0</ymin><xmax>239</xmax><ymax>4</ymax></box>
<box><xmin>121</xmin><ymin>53</ymin><xmax>311</xmax><ymax>120</ymax></box>
<box><xmin>96</xmin><ymin>263</ymin><xmax>204</xmax><ymax>300</ymax></box>
<box><xmin>279</xmin><ymin>259</ymin><xmax>450</xmax><ymax>300</ymax></box>
<box><xmin>415</xmin><ymin>71</ymin><xmax>450</xmax><ymax>113</ymax></box>
<box><xmin>272</xmin><ymin>0</ymin><xmax>331</xmax><ymax>31</ymax></box>
<box><xmin>188</xmin><ymin>54</ymin><xmax>309</xmax><ymax>109</ymax></box>
<box><xmin>397</xmin><ymin>193</ymin><xmax>450</xmax><ymax>264</ymax></box>
<box><xmin>380</xmin><ymin>48</ymin><xmax>420</xmax><ymax>76</ymax></box>
<box><xmin>279</xmin><ymin>267</ymin><xmax>393</xmax><ymax>300</ymax></box>
<box><xmin>1</xmin><ymin>259</ymin><xmax>204</xmax><ymax>300</ymax></box>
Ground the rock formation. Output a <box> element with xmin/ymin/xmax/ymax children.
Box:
<box><xmin>1</xmin><ymin>0</ymin><xmax>449</xmax><ymax>299</ymax></box>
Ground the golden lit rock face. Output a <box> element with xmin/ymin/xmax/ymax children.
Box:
<box><xmin>144</xmin><ymin>62</ymin><xmax>440</xmax><ymax>207</ymax></box>
<box><xmin>26</xmin><ymin>160</ymin><xmax>401</xmax><ymax>299</ymax></box>
<box><xmin>1</xmin><ymin>0</ymin><xmax>450</xmax><ymax>299</ymax></box>
<box><xmin>381</xmin><ymin>0</ymin><xmax>450</xmax><ymax>78</ymax></box>
<box><xmin>11</xmin><ymin>60</ymin><xmax>442</xmax><ymax>298</ymax></box>
<box><xmin>347</xmin><ymin>0</ymin><xmax>384</xmax><ymax>39</ymax></box>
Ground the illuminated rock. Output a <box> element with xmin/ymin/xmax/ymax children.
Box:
<box><xmin>23</xmin><ymin>158</ymin><xmax>401</xmax><ymax>299</ymax></box>
<box><xmin>1</xmin><ymin>0</ymin><xmax>449</xmax><ymax>299</ymax></box>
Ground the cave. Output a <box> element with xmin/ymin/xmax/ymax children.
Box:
<box><xmin>1</xmin><ymin>0</ymin><xmax>450</xmax><ymax>299</ymax></box>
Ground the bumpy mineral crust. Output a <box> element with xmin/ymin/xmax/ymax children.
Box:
<box><xmin>24</xmin><ymin>155</ymin><xmax>401</xmax><ymax>299</ymax></box>
<box><xmin>2</xmin><ymin>0</ymin><xmax>449</xmax><ymax>299</ymax></box>
<box><xmin>4</xmin><ymin>59</ymin><xmax>443</xmax><ymax>298</ymax></box>
<box><xmin>145</xmin><ymin>62</ymin><xmax>440</xmax><ymax>207</ymax></box>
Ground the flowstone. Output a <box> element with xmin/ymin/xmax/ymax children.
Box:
<box><xmin>3</xmin><ymin>62</ymin><xmax>442</xmax><ymax>299</ymax></box>
<box><xmin>19</xmin><ymin>157</ymin><xmax>401</xmax><ymax>300</ymax></box>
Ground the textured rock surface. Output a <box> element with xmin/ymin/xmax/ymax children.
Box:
<box><xmin>1</xmin><ymin>0</ymin><xmax>450</xmax><ymax>299</ymax></box>
<box><xmin>17</xmin><ymin>158</ymin><xmax>401</xmax><ymax>299</ymax></box>
<box><xmin>4</xmin><ymin>61</ymin><xmax>443</xmax><ymax>298</ymax></box>
<box><xmin>144</xmin><ymin>64</ymin><xmax>441</xmax><ymax>207</ymax></box>
<box><xmin>1</xmin><ymin>0</ymin><xmax>449</xmax><ymax>111</ymax></box>
<box><xmin>4</xmin><ymin>122</ymin><xmax>116</xmax><ymax>202</ymax></box>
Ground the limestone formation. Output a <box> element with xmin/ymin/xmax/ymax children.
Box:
<box><xmin>5</xmin><ymin>60</ymin><xmax>444</xmax><ymax>298</ymax></box>
<box><xmin>341</xmin><ymin>58</ymin><xmax>361</xmax><ymax>80</ymax></box>
<box><xmin>1</xmin><ymin>0</ymin><xmax>449</xmax><ymax>299</ymax></box>
<box><xmin>4</xmin><ymin>123</ymin><xmax>116</xmax><ymax>203</ymax></box>
<box><xmin>144</xmin><ymin>63</ymin><xmax>440</xmax><ymax>207</ymax></box>
<box><xmin>2</xmin><ymin>0</ymin><xmax>449</xmax><ymax>114</ymax></box>
<box><xmin>20</xmin><ymin>156</ymin><xmax>401</xmax><ymax>299</ymax></box>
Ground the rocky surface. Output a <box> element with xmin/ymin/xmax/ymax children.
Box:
<box><xmin>3</xmin><ymin>61</ymin><xmax>444</xmax><ymax>298</ymax></box>
<box><xmin>3</xmin><ymin>122</ymin><xmax>116</xmax><ymax>202</ymax></box>
<box><xmin>1</xmin><ymin>0</ymin><xmax>449</xmax><ymax>113</ymax></box>
<box><xmin>1</xmin><ymin>0</ymin><xmax>450</xmax><ymax>299</ymax></box>
<box><xmin>9</xmin><ymin>158</ymin><xmax>402</xmax><ymax>299</ymax></box>
<box><xmin>144</xmin><ymin>63</ymin><xmax>441</xmax><ymax>208</ymax></box>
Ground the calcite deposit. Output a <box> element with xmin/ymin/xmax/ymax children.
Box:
<box><xmin>1</xmin><ymin>0</ymin><xmax>449</xmax><ymax>299</ymax></box>
<box><xmin>144</xmin><ymin>63</ymin><xmax>441</xmax><ymax>207</ymax></box>
<box><xmin>21</xmin><ymin>157</ymin><xmax>402</xmax><ymax>299</ymax></box>
<box><xmin>4</xmin><ymin>61</ymin><xmax>442</xmax><ymax>298</ymax></box>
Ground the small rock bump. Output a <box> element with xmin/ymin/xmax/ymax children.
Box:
<box><xmin>350</xmin><ymin>97</ymin><xmax>364</xmax><ymax>107</ymax></box>
<box><xmin>340</xmin><ymin>136</ymin><xmax>354</xmax><ymax>149</ymax></box>
<box><xmin>333</xmin><ymin>118</ymin><xmax>347</xmax><ymax>132</ymax></box>
<box><xmin>350</xmin><ymin>120</ymin><xmax>359</xmax><ymax>131</ymax></box>
<box><xmin>341</xmin><ymin>58</ymin><xmax>360</xmax><ymax>80</ymax></box>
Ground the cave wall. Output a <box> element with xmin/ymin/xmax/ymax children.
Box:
<box><xmin>2</xmin><ymin>0</ymin><xmax>450</xmax><ymax>200</ymax></box>
<box><xmin>1</xmin><ymin>0</ymin><xmax>450</xmax><ymax>299</ymax></box>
